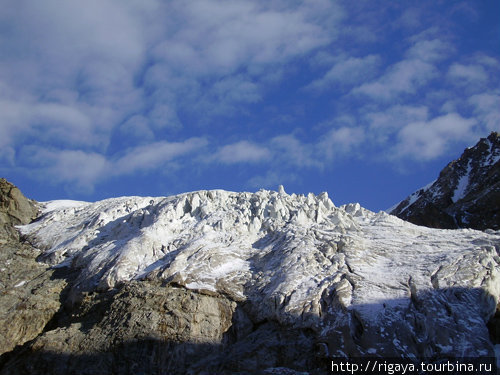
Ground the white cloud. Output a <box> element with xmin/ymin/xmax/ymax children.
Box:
<box><xmin>143</xmin><ymin>0</ymin><xmax>342</xmax><ymax>117</ymax></box>
<box><xmin>394</xmin><ymin>113</ymin><xmax>477</xmax><ymax>160</ymax></box>
<box><xmin>0</xmin><ymin>0</ymin><xmax>146</xmax><ymax>94</ymax></box>
<box><xmin>352</xmin><ymin>38</ymin><xmax>453</xmax><ymax>101</ymax></box>
<box><xmin>149</xmin><ymin>0</ymin><xmax>340</xmax><ymax>76</ymax></box>
<box><xmin>194</xmin><ymin>75</ymin><xmax>263</xmax><ymax>118</ymax></box>
<box><xmin>0</xmin><ymin>99</ymin><xmax>101</xmax><ymax>149</ymax></box>
<box><xmin>353</xmin><ymin>59</ymin><xmax>437</xmax><ymax>101</ymax></box>
<box><xmin>474</xmin><ymin>54</ymin><xmax>500</xmax><ymax>69</ymax></box>
<box><xmin>0</xmin><ymin>100</ymin><xmax>29</xmax><ymax>150</ymax></box>
<box><xmin>22</xmin><ymin>138</ymin><xmax>208</xmax><ymax>192</ymax></box>
<box><xmin>447</xmin><ymin>63</ymin><xmax>488</xmax><ymax>86</ymax></box>
<box><xmin>317</xmin><ymin>126</ymin><xmax>365</xmax><ymax>161</ymax></box>
<box><xmin>0</xmin><ymin>147</ymin><xmax>15</xmax><ymax>166</ymax></box>
<box><xmin>211</xmin><ymin>76</ymin><xmax>261</xmax><ymax>104</ymax></box>
<box><xmin>307</xmin><ymin>54</ymin><xmax>380</xmax><ymax>90</ymax></box>
<box><xmin>270</xmin><ymin>134</ymin><xmax>319</xmax><ymax>168</ymax></box>
<box><xmin>119</xmin><ymin>115</ymin><xmax>155</xmax><ymax>141</ymax></box>
<box><xmin>469</xmin><ymin>93</ymin><xmax>500</xmax><ymax>131</ymax></box>
<box><xmin>406</xmin><ymin>39</ymin><xmax>453</xmax><ymax>63</ymax></box>
<box><xmin>114</xmin><ymin>138</ymin><xmax>208</xmax><ymax>175</ymax></box>
<box><xmin>25</xmin><ymin>148</ymin><xmax>110</xmax><ymax>193</ymax></box>
<box><xmin>214</xmin><ymin>141</ymin><xmax>271</xmax><ymax>164</ymax></box>
<box><xmin>365</xmin><ymin>105</ymin><xmax>429</xmax><ymax>143</ymax></box>
<box><xmin>0</xmin><ymin>0</ymin><xmax>148</xmax><ymax>164</ymax></box>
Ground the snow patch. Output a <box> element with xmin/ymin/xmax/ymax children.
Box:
<box><xmin>14</xmin><ymin>280</ymin><xmax>26</xmax><ymax>288</ymax></box>
<box><xmin>387</xmin><ymin>180</ymin><xmax>436</xmax><ymax>214</ymax></box>
<box><xmin>452</xmin><ymin>161</ymin><xmax>472</xmax><ymax>203</ymax></box>
<box><xmin>41</xmin><ymin>200</ymin><xmax>90</xmax><ymax>214</ymax></box>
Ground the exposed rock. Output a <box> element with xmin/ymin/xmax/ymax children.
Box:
<box><xmin>1</xmin><ymin>278</ymin><xmax>322</xmax><ymax>375</ymax></box>
<box><xmin>1</xmin><ymin>280</ymin><xmax>238</xmax><ymax>375</ymax></box>
<box><xmin>0</xmin><ymin>178</ymin><xmax>38</xmax><ymax>240</ymax></box>
<box><xmin>0</xmin><ymin>180</ymin><xmax>65</xmax><ymax>358</ymax></box>
<box><xmin>390</xmin><ymin>132</ymin><xmax>500</xmax><ymax>230</ymax></box>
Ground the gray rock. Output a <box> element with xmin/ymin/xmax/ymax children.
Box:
<box><xmin>0</xmin><ymin>178</ymin><xmax>64</xmax><ymax>356</ymax></box>
<box><xmin>0</xmin><ymin>178</ymin><xmax>38</xmax><ymax>240</ymax></box>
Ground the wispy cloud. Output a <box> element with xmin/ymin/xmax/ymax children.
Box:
<box><xmin>22</xmin><ymin>138</ymin><xmax>208</xmax><ymax>193</ymax></box>
<box><xmin>365</xmin><ymin>105</ymin><xmax>429</xmax><ymax>144</ymax></box>
<box><xmin>23</xmin><ymin>148</ymin><xmax>110</xmax><ymax>193</ymax></box>
<box><xmin>352</xmin><ymin>38</ymin><xmax>452</xmax><ymax>101</ymax></box>
<box><xmin>447</xmin><ymin>63</ymin><xmax>488</xmax><ymax>87</ymax></box>
<box><xmin>270</xmin><ymin>134</ymin><xmax>319</xmax><ymax>168</ymax></box>
<box><xmin>317</xmin><ymin>126</ymin><xmax>366</xmax><ymax>161</ymax></box>
<box><xmin>469</xmin><ymin>93</ymin><xmax>500</xmax><ymax>131</ymax></box>
<box><xmin>114</xmin><ymin>138</ymin><xmax>208</xmax><ymax>175</ymax></box>
<box><xmin>353</xmin><ymin>59</ymin><xmax>437</xmax><ymax>101</ymax></box>
<box><xmin>306</xmin><ymin>54</ymin><xmax>381</xmax><ymax>90</ymax></box>
<box><xmin>213</xmin><ymin>141</ymin><xmax>271</xmax><ymax>164</ymax></box>
<box><xmin>406</xmin><ymin>38</ymin><xmax>453</xmax><ymax>62</ymax></box>
<box><xmin>393</xmin><ymin>113</ymin><xmax>478</xmax><ymax>160</ymax></box>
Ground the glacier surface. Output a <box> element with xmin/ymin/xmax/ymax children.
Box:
<box><xmin>19</xmin><ymin>187</ymin><xmax>500</xmax><ymax>358</ymax></box>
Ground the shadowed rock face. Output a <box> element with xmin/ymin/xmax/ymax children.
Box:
<box><xmin>390</xmin><ymin>132</ymin><xmax>500</xmax><ymax>230</ymax></box>
<box><xmin>0</xmin><ymin>180</ymin><xmax>499</xmax><ymax>375</ymax></box>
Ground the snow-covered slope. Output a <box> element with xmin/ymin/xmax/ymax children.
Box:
<box><xmin>390</xmin><ymin>132</ymin><xmax>500</xmax><ymax>230</ymax></box>
<box><xmin>20</xmin><ymin>187</ymin><xmax>500</xmax><ymax>358</ymax></box>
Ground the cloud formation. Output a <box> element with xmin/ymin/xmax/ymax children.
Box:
<box><xmin>214</xmin><ymin>141</ymin><xmax>271</xmax><ymax>164</ymax></box>
<box><xmin>307</xmin><ymin>54</ymin><xmax>381</xmax><ymax>90</ymax></box>
<box><xmin>1</xmin><ymin>0</ymin><xmax>499</xmax><ymax>197</ymax></box>
<box><xmin>394</xmin><ymin>113</ymin><xmax>478</xmax><ymax>160</ymax></box>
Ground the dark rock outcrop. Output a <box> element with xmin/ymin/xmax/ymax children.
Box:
<box><xmin>390</xmin><ymin>132</ymin><xmax>500</xmax><ymax>230</ymax></box>
<box><xmin>1</xmin><ymin>278</ymin><xmax>319</xmax><ymax>375</ymax></box>
<box><xmin>0</xmin><ymin>178</ymin><xmax>38</xmax><ymax>240</ymax></box>
<box><xmin>0</xmin><ymin>179</ymin><xmax>65</xmax><ymax>356</ymax></box>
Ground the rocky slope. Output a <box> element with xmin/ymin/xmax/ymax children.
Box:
<box><xmin>0</xmin><ymin>179</ymin><xmax>66</xmax><ymax>357</ymax></box>
<box><xmin>0</xmin><ymin>182</ymin><xmax>499</xmax><ymax>374</ymax></box>
<box><xmin>390</xmin><ymin>131</ymin><xmax>500</xmax><ymax>230</ymax></box>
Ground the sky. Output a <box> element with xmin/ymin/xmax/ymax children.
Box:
<box><xmin>1</xmin><ymin>0</ymin><xmax>499</xmax><ymax>212</ymax></box>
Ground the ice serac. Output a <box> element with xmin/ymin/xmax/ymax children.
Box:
<box><xmin>11</xmin><ymin>186</ymin><xmax>500</xmax><ymax>371</ymax></box>
<box><xmin>390</xmin><ymin>131</ymin><xmax>500</xmax><ymax>230</ymax></box>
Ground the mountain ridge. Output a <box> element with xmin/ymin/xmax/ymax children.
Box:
<box><xmin>390</xmin><ymin>131</ymin><xmax>500</xmax><ymax>230</ymax></box>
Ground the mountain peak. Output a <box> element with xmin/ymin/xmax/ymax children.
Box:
<box><xmin>390</xmin><ymin>132</ymin><xmax>500</xmax><ymax>230</ymax></box>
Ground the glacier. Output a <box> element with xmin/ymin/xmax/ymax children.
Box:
<box><xmin>19</xmin><ymin>187</ymin><xmax>500</xmax><ymax>359</ymax></box>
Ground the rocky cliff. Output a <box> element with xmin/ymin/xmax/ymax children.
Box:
<box><xmin>0</xmin><ymin>181</ymin><xmax>499</xmax><ymax>374</ymax></box>
<box><xmin>0</xmin><ymin>179</ymin><xmax>66</xmax><ymax>357</ymax></box>
<box><xmin>390</xmin><ymin>132</ymin><xmax>500</xmax><ymax>230</ymax></box>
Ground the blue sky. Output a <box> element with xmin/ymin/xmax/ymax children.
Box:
<box><xmin>1</xmin><ymin>0</ymin><xmax>499</xmax><ymax>211</ymax></box>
